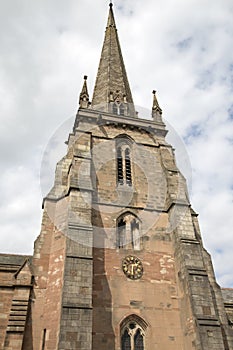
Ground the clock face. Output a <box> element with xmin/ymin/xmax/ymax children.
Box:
<box><xmin>122</xmin><ymin>256</ymin><xmax>143</xmax><ymax>280</ymax></box>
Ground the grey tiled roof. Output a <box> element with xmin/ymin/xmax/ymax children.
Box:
<box><xmin>0</xmin><ymin>253</ymin><xmax>32</xmax><ymax>267</ymax></box>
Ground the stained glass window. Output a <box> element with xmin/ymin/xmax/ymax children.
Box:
<box><xmin>121</xmin><ymin>329</ymin><xmax>131</xmax><ymax>350</ymax></box>
<box><xmin>134</xmin><ymin>329</ymin><xmax>144</xmax><ymax>350</ymax></box>
<box><xmin>121</xmin><ymin>318</ymin><xmax>146</xmax><ymax>350</ymax></box>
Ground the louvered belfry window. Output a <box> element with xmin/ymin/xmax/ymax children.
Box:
<box><xmin>125</xmin><ymin>148</ymin><xmax>132</xmax><ymax>185</ymax></box>
<box><xmin>117</xmin><ymin>148</ymin><xmax>124</xmax><ymax>185</ymax></box>
<box><xmin>117</xmin><ymin>146</ymin><xmax>132</xmax><ymax>186</ymax></box>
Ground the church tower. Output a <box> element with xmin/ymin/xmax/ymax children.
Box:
<box><xmin>1</xmin><ymin>3</ymin><xmax>233</xmax><ymax>350</ymax></box>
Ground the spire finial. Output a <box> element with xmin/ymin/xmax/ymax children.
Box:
<box><xmin>109</xmin><ymin>0</ymin><xmax>113</xmax><ymax>7</ymax></box>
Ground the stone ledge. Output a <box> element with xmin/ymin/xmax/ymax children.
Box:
<box><xmin>68</xmin><ymin>223</ymin><xmax>93</xmax><ymax>231</ymax></box>
<box><xmin>224</xmin><ymin>303</ymin><xmax>233</xmax><ymax>308</ymax></box>
<box><xmin>75</xmin><ymin>108</ymin><xmax>167</xmax><ymax>137</ymax></box>
<box><xmin>63</xmin><ymin>304</ymin><xmax>93</xmax><ymax>310</ymax></box>
<box><xmin>187</xmin><ymin>267</ymin><xmax>207</xmax><ymax>276</ymax></box>
<box><xmin>6</xmin><ymin>326</ymin><xmax>24</xmax><ymax>333</ymax></box>
<box><xmin>180</xmin><ymin>238</ymin><xmax>200</xmax><ymax>245</ymax></box>
<box><xmin>66</xmin><ymin>255</ymin><xmax>93</xmax><ymax>260</ymax></box>
<box><xmin>197</xmin><ymin>317</ymin><xmax>220</xmax><ymax>327</ymax></box>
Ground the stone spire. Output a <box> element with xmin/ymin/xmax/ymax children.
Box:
<box><xmin>91</xmin><ymin>3</ymin><xmax>136</xmax><ymax>117</ymax></box>
<box><xmin>79</xmin><ymin>75</ymin><xmax>90</xmax><ymax>109</ymax></box>
<box><xmin>152</xmin><ymin>90</ymin><xmax>162</xmax><ymax>122</ymax></box>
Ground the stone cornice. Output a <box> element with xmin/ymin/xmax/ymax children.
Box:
<box><xmin>74</xmin><ymin>108</ymin><xmax>168</xmax><ymax>137</ymax></box>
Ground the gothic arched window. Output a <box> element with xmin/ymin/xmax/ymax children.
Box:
<box><xmin>117</xmin><ymin>218</ymin><xmax>126</xmax><ymax>248</ymax></box>
<box><xmin>116</xmin><ymin>145</ymin><xmax>132</xmax><ymax>186</ymax></box>
<box><xmin>120</xmin><ymin>315</ymin><xmax>147</xmax><ymax>350</ymax></box>
<box><xmin>117</xmin><ymin>214</ymin><xmax>140</xmax><ymax>250</ymax></box>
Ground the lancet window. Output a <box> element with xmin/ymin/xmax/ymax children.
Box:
<box><xmin>120</xmin><ymin>315</ymin><xmax>147</xmax><ymax>350</ymax></box>
<box><xmin>113</xmin><ymin>103</ymin><xmax>118</xmax><ymax>115</ymax></box>
<box><xmin>119</xmin><ymin>104</ymin><xmax>125</xmax><ymax>116</ymax></box>
<box><xmin>117</xmin><ymin>214</ymin><xmax>140</xmax><ymax>250</ymax></box>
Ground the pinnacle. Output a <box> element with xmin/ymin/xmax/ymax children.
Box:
<box><xmin>152</xmin><ymin>90</ymin><xmax>161</xmax><ymax>110</ymax></box>
<box><xmin>79</xmin><ymin>75</ymin><xmax>90</xmax><ymax>109</ymax></box>
<box><xmin>152</xmin><ymin>90</ymin><xmax>162</xmax><ymax>122</ymax></box>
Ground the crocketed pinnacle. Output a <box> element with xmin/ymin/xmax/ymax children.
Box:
<box><xmin>152</xmin><ymin>90</ymin><xmax>162</xmax><ymax>111</ymax></box>
<box><xmin>152</xmin><ymin>90</ymin><xmax>162</xmax><ymax>122</ymax></box>
<box><xmin>91</xmin><ymin>3</ymin><xmax>135</xmax><ymax>116</ymax></box>
<box><xmin>79</xmin><ymin>75</ymin><xmax>90</xmax><ymax>109</ymax></box>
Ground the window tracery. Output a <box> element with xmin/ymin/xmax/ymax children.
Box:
<box><xmin>109</xmin><ymin>90</ymin><xmax>127</xmax><ymax>116</ymax></box>
<box><xmin>112</xmin><ymin>102</ymin><xmax>126</xmax><ymax>116</ymax></box>
<box><xmin>120</xmin><ymin>315</ymin><xmax>147</xmax><ymax>350</ymax></box>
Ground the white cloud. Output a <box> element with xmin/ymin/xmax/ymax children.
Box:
<box><xmin>0</xmin><ymin>0</ymin><xmax>233</xmax><ymax>287</ymax></box>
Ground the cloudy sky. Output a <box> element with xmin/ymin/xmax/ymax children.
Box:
<box><xmin>0</xmin><ymin>0</ymin><xmax>233</xmax><ymax>287</ymax></box>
